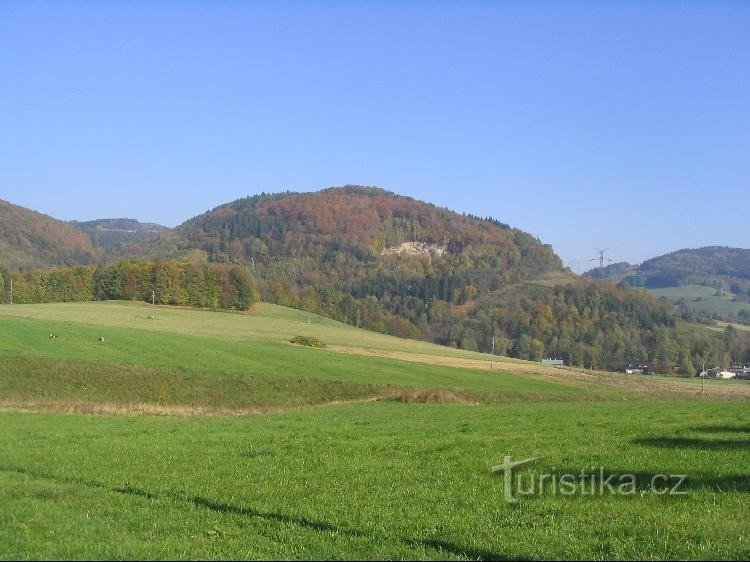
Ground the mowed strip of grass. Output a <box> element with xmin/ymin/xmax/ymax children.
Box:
<box><xmin>0</xmin><ymin>400</ymin><xmax>748</xmax><ymax>560</ymax></box>
<box><xmin>0</xmin><ymin>315</ymin><xmax>609</xmax><ymax>409</ymax></box>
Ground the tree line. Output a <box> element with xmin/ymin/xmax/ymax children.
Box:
<box><xmin>1</xmin><ymin>259</ymin><xmax>258</xmax><ymax>311</ymax></box>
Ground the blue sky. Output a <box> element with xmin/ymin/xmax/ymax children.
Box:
<box><xmin>1</xmin><ymin>1</ymin><xmax>748</xmax><ymax>270</ymax></box>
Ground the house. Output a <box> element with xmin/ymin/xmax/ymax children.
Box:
<box><xmin>624</xmin><ymin>361</ymin><xmax>651</xmax><ymax>374</ymax></box>
<box><xmin>701</xmin><ymin>367</ymin><xmax>740</xmax><ymax>379</ymax></box>
<box><xmin>541</xmin><ymin>358</ymin><xmax>564</xmax><ymax>366</ymax></box>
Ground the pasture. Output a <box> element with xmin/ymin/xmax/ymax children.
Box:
<box><xmin>645</xmin><ymin>284</ymin><xmax>750</xmax><ymax>318</ymax></box>
<box><xmin>0</xmin><ymin>302</ymin><xmax>748</xmax><ymax>559</ymax></box>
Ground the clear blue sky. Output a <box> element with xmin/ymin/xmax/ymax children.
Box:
<box><xmin>1</xmin><ymin>1</ymin><xmax>748</xmax><ymax>271</ymax></box>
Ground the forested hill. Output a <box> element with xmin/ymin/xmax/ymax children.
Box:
<box><xmin>585</xmin><ymin>247</ymin><xmax>750</xmax><ymax>295</ymax></box>
<box><xmin>105</xmin><ymin>185</ymin><xmax>747</xmax><ymax>372</ymax></box>
<box><xmin>3</xmin><ymin>188</ymin><xmax>745</xmax><ymax>371</ymax></box>
<box><xmin>0</xmin><ymin>199</ymin><xmax>98</xmax><ymax>272</ymax></box>
<box><xmin>70</xmin><ymin>218</ymin><xmax>168</xmax><ymax>249</ymax></box>
<box><xmin>120</xmin><ymin>185</ymin><xmax>563</xmax><ymax>278</ymax></box>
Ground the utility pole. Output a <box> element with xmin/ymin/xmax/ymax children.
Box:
<box><xmin>491</xmin><ymin>337</ymin><xmax>495</xmax><ymax>369</ymax></box>
<box><xmin>356</xmin><ymin>307</ymin><xmax>361</xmax><ymax>329</ymax></box>
<box><xmin>151</xmin><ymin>290</ymin><xmax>155</xmax><ymax>306</ymax></box>
<box><xmin>9</xmin><ymin>276</ymin><xmax>12</xmax><ymax>305</ymax></box>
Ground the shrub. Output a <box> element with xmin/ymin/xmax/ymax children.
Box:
<box><xmin>290</xmin><ymin>335</ymin><xmax>326</xmax><ymax>348</ymax></box>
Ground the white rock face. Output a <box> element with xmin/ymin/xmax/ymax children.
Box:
<box><xmin>382</xmin><ymin>241</ymin><xmax>448</xmax><ymax>257</ymax></box>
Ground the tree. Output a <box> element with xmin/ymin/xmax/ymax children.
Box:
<box><xmin>229</xmin><ymin>267</ymin><xmax>257</xmax><ymax>310</ymax></box>
<box><xmin>677</xmin><ymin>348</ymin><xmax>695</xmax><ymax>377</ymax></box>
<box><xmin>514</xmin><ymin>334</ymin><xmax>533</xmax><ymax>360</ymax></box>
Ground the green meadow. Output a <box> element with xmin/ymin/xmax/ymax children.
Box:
<box><xmin>0</xmin><ymin>302</ymin><xmax>748</xmax><ymax>560</ymax></box>
<box><xmin>645</xmin><ymin>285</ymin><xmax>750</xmax><ymax>318</ymax></box>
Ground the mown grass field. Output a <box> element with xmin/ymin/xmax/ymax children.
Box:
<box><xmin>0</xmin><ymin>302</ymin><xmax>748</xmax><ymax>560</ymax></box>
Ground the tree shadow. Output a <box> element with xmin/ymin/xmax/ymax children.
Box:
<box><xmin>689</xmin><ymin>424</ymin><xmax>750</xmax><ymax>435</ymax></box>
<box><xmin>1</xmin><ymin>464</ymin><xmax>522</xmax><ymax>561</ymax></box>
<box><xmin>632</xmin><ymin>436</ymin><xmax>750</xmax><ymax>450</ymax></box>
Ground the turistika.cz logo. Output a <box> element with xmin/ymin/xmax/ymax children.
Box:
<box><xmin>491</xmin><ymin>456</ymin><xmax>687</xmax><ymax>504</ymax></box>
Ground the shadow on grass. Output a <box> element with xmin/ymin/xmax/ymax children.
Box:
<box><xmin>632</xmin><ymin>436</ymin><xmax>750</xmax><ymax>450</ymax></box>
<box><xmin>689</xmin><ymin>424</ymin><xmax>750</xmax><ymax>435</ymax></box>
<box><xmin>0</xmin><ymin>465</ymin><xmax>522</xmax><ymax>561</ymax></box>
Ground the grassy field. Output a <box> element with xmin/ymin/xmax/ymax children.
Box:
<box><xmin>0</xmin><ymin>300</ymin><xmax>520</xmax><ymax>360</ymax></box>
<box><xmin>645</xmin><ymin>285</ymin><xmax>750</xmax><ymax>318</ymax></box>
<box><xmin>0</xmin><ymin>301</ymin><xmax>748</xmax><ymax>559</ymax></box>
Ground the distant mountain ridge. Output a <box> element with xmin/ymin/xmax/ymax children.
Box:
<box><xmin>70</xmin><ymin>218</ymin><xmax>168</xmax><ymax>250</ymax></box>
<box><xmin>0</xmin><ymin>200</ymin><xmax>168</xmax><ymax>272</ymax></box>
<box><xmin>585</xmin><ymin>247</ymin><xmax>750</xmax><ymax>295</ymax></box>
<box><xmin>71</xmin><ymin>218</ymin><xmax>167</xmax><ymax>233</ymax></box>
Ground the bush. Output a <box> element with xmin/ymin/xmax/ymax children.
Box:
<box><xmin>290</xmin><ymin>335</ymin><xmax>326</xmax><ymax>348</ymax></box>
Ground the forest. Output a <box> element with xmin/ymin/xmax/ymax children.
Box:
<box><xmin>1</xmin><ymin>258</ymin><xmax>257</xmax><ymax>311</ymax></box>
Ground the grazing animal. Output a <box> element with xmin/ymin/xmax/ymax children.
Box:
<box><xmin>48</xmin><ymin>334</ymin><xmax>57</xmax><ymax>339</ymax></box>
<box><xmin>98</xmin><ymin>336</ymin><xmax>104</xmax><ymax>342</ymax></box>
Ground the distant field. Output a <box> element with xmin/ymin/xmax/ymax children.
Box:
<box><xmin>0</xmin><ymin>301</ymin><xmax>748</xmax><ymax>559</ymax></box>
<box><xmin>645</xmin><ymin>284</ymin><xmax>750</xmax><ymax>317</ymax></box>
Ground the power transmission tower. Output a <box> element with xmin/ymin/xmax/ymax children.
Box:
<box><xmin>590</xmin><ymin>248</ymin><xmax>611</xmax><ymax>269</ymax></box>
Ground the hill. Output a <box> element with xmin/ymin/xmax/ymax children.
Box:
<box><xmin>0</xmin><ymin>199</ymin><xmax>99</xmax><ymax>272</ymax></box>
<box><xmin>585</xmin><ymin>247</ymin><xmax>750</xmax><ymax>322</ymax></box>
<box><xmin>4</xmin><ymin>187</ymin><xmax>745</xmax><ymax>372</ymax></box>
<box><xmin>70</xmin><ymin>218</ymin><xmax>167</xmax><ymax>250</ymax></box>
<box><xmin>119</xmin><ymin>185</ymin><xmax>562</xmax><ymax>274</ymax></box>
<box><xmin>586</xmin><ymin>247</ymin><xmax>750</xmax><ymax>290</ymax></box>
<box><xmin>104</xmin><ymin>186</ymin><xmax>736</xmax><ymax>372</ymax></box>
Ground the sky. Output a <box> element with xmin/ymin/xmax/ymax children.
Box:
<box><xmin>1</xmin><ymin>1</ymin><xmax>748</xmax><ymax>271</ymax></box>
